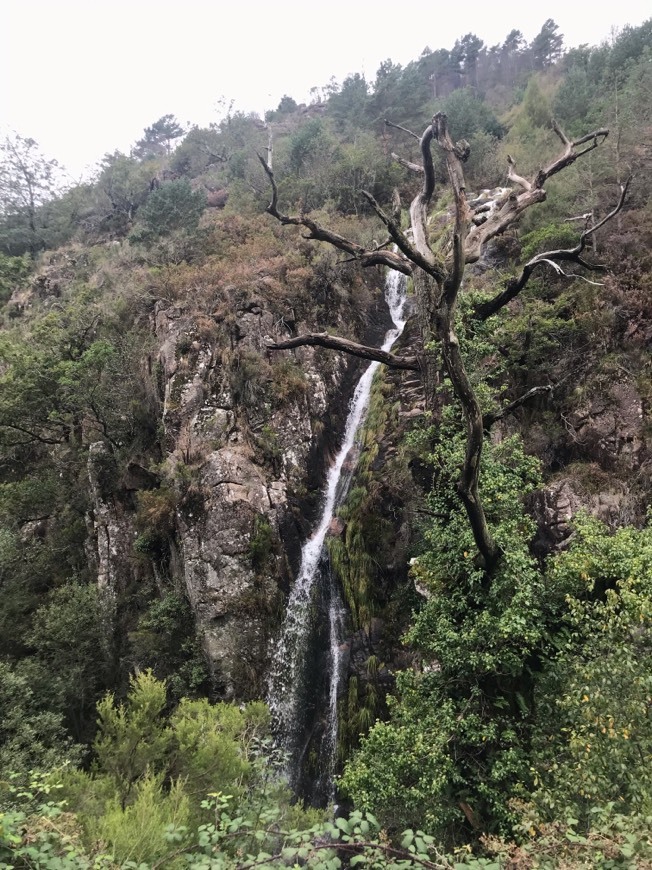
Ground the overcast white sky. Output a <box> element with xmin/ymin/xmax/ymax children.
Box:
<box><xmin>2</xmin><ymin>0</ymin><xmax>650</xmax><ymax>179</ymax></box>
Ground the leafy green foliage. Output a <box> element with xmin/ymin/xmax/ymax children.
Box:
<box><xmin>26</xmin><ymin>582</ymin><xmax>113</xmax><ymax>742</ymax></box>
<box><xmin>0</xmin><ymin>134</ymin><xmax>61</xmax><ymax>255</ymax></box>
<box><xmin>93</xmin><ymin>671</ymin><xmax>173</xmax><ymax>805</ymax></box>
<box><xmin>530</xmin><ymin>516</ymin><xmax>652</xmax><ymax>821</ymax></box>
<box><xmin>436</xmin><ymin>88</ymin><xmax>504</xmax><ymax>141</ymax></box>
<box><xmin>0</xmin><ymin>455</ymin><xmax>90</xmax><ymax>662</ymax></box>
<box><xmin>530</xmin><ymin>18</ymin><xmax>564</xmax><ymax>69</ymax></box>
<box><xmin>0</xmin><ymin>252</ymin><xmax>29</xmax><ymax>303</ymax></box>
<box><xmin>129</xmin><ymin>591</ymin><xmax>210</xmax><ymax>701</ymax></box>
<box><xmin>487</xmin><ymin>802</ymin><xmax>652</xmax><ymax>867</ymax></box>
<box><xmin>0</xmin><ymin>675</ymin><xmax>324</xmax><ymax>867</ymax></box>
<box><xmin>132</xmin><ymin>178</ymin><xmax>206</xmax><ymax>242</ymax></box>
<box><xmin>170</xmin><ymin>698</ymin><xmax>268</xmax><ymax>799</ymax></box>
<box><xmin>0</xmin><ymin>295</ymin><xmax>159</xmax><ymax>454</ymax></box>
<box><xmin>0</xmin><ymin>663</ymin><xmax>80</xmax><ymax>778</ymax></box>
<box><xmin>95</xmin><ymin>151</ymin><xmax>152</xmax><ymax>236</ymax></box>
<box><xmin>342</xmin><ymin>418</ymin><xmax>545</xmax><ymax>840</ymax></box>
<box><xmin>132</xmin><ymin>115</ymin><xmax>185</xmax><ymax>161</ymax></box>
<box><xmin>88</xmin><ymin>772</ymin><xmax>191</xmax><ymax>866</ymax></box>
<box><xmin>520</xmin><ymin>222</ymin><xmax>579</xmax><ymax>262</ymax></box>
<box><xmin>89</xmin><ymin>672</ymin><xmax>271</xmax><ymax>812</ymax></box>
<box><xmin>328</xmin><ymin>73</ymin><xmax>369</xmax><ymax>131</ymax></box>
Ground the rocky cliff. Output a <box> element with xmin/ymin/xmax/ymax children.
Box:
<box><xmin>79</xmin><ymin>235</ymin><xmax>391</xmax><ymax>699</ymax></box>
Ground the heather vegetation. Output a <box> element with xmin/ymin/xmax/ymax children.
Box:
<box><xmin>1</xmin><ymin>18</ymin><xmax>652</xmax><ymax>868</ymax></box>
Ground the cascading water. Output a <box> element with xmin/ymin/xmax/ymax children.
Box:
<box><xmin>267</xmin><ymin>267</ymin><xmax>408</xmax><ymax>800</ymax></box>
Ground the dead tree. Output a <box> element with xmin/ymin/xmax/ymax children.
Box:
<box><xmin>259</xmin><ymin>115</ymin><xmax>628</xmax><ymax>571</ymax></box>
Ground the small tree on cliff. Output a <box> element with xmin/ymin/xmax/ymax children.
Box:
<box><xmin>259</xmin><ymin>115</ymin><xmax>627</xmax><ymax>575</ymax></box>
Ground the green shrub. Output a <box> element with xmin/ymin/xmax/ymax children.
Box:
<box><xmin>132</xmin><ymin>179</ymin><xmax>206</xmax><ymax>242</ymax></box>
<box><xmin>520</xmin><ymin>221</ymin><xmax>580</xmax><ymax>261</ymax></box>
<box><xmin>87</xmin><ymin>772</ymin><xmax>191</xmax><ymax>866</ymax></box>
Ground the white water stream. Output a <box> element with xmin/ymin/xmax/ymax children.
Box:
<box><xmin>267</xmin><ymin>267</ymin><xmax>408</xmax><ymax>795</ymax></box>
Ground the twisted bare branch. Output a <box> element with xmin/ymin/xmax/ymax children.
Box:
<box><xmin>267</xmin><ymin>332</ymin><xmax>420</xmax><ymax>371</ymax></box>
<box><xmin>361</xmin><ymin>189</ymin><xmax>442</xmax><ymax>279</ymax></box>
<box><xmin>432</xmin><ymin>112</ymin><xmax>470</xmax><ymax>304</ymax></box>
<box><xmin>391</xmin><ymin>152</ymin><xmax>424</xmax><ymax>174</ymax></box>
<box><xmin>506</xmin><ymin>155</ymin><xmax>531</xmax><ymax>191</ymax></box>
<box><xmin>474</xmin><ymin>177</ymin><xmax>631</xmax><ymax>321</ymax></box>
<box><xmin>536</xmin><ymin>122</ymin><xmax>609</xmax><ymax>187</ymax></box>
<box><xmin>464</xmin><ymin>124</ymin><xmax>610</xmax><ymax>263</ymax></box>
<box><xmin>257</xmin><ymin>154</ymin><xmax>412</xmax><ymax>275</ymax></box>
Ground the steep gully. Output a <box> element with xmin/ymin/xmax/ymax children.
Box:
<box><xmin>267</xmin><ymin>268</ymin><xmax>408</xmax><ymax>802</ymax></box>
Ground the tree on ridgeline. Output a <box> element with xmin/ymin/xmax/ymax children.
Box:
<box><xmin>0</xmin><ymin>134</ymin><xmax>61</xmax><ymax>256</ymax></box>
<box><xmin>132</xmin><ymin>114</ymin><xmax>185</xmax><ymax>161</ymax></box>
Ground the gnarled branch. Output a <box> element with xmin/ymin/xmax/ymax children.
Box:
<box><xmin>473</xmin><ymin>177</ymin><xmax>631</xmax><ymax>321</ymax></box>
<box><xmin>390</xmin><ymin>152</ymin><xmax>424</xmax><ymax>174</ymax></box>
<box><xmin>506</xmin><ymin>155</ymin><xmax>531</xmax><ymax>191</ymax></box>
<box><xmin>257</xmin><ymin>154</ymin><xmax>412</xmax><ymax>275</ymax></box>
<box><xmin>464</xmin><ymin>123</ymin><xmax>610</xmax><ymax>263</ymax></box>
<box><xmin>0</xmin><ymin>422</ymin><xmax>68</xmax><ymax>446</ymax></box>
<box><xmin>362</xmin><ymin>190</ymin><xmax>442</xmax><ymax>279</ymax></box>
<box><xmin>432</xmin><ymin>112</ymin><xmax>470</xmax><ymax>304</ymax></box>
<box><xmin>406</xmin><ymin>124</ymin><xmax>442</xmax><ymax>281</ymax></box>
<box><xmin>536</xmin><ymin>122</ymin><xmax>609</xmax><ymax>187</ymax></box>
<box><xmin>266</xmin><ymin>332</ymin><xmax>420</xmax><ymax>371</ymax></box>
<box><xmin>427</xmin><ymin>113</ymin><xmax>499</xmax><ymax>568</ymax></box>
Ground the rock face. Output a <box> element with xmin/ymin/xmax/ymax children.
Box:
<box><xmin>150</xmin><ymin>277</ymin><xmax>384</xmax><ymax>698</ymax></box>
<box><xmin>528</xmin><ymin>379</ymin><xmax>649</xmax><ymax>554</ymax></box>
<box><xmin>87</xmin><ymin>442</ymin><xmax>135</xmax><ymax>595</ymax></box>
<box><xmin>529</xmin><ymin>474</ymin><xmax>633</xmax><ymax>553</ymax></box>
<box><xmin>566</xmin><ymin>382</ymin><xmax>646</xmax><ymax>472</ymax></box>
<box><xmin>80</xmin><ymin>244</ymin><xmax>649</xmax><ymax>708</ymax></box>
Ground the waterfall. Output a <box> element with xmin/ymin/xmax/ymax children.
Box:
<box><xmin>267</xmin><ymin>267</ymin><xmax>408</xmax><ymax>798</ymax></box>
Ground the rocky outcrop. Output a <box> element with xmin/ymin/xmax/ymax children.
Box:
<box><xmin>564</xmin><ymin>382</ymin><xmax>646</xmax><ymax>472</ymax></box>
<box><xmin>529</xmin><ymin>473</ymin><xmax>635</xmax><ymax>554</ymax></box>
<box><xmin>527</xmin><ymin>378</ymin><xmax>649</xmax><ymax>554</ymax></box>
<box><xmin>86</xmin><ymin>442</ymin><xmax>135</xmax><ymax>595</ymax></box>
<box><xmin>151</xmin><ymin>275</ymin><xmax>383</xmax><ymax>698</ymax></box>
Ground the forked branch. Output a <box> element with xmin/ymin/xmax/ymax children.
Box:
<box><xmin>362</xmin><ymin>190</ymin><xmax>442</xmax><ymax>278</ymax></box>
<box><xmin>464</xmin><ymin>123</ymin><xmax>610</xmax><ymax>263</ymax></box>
<box><xmin>257</xmin><ymin>154</ymin><xmax>412</xmax><ymax>275</ymax></box>
<box><xmin>474</xmin><ymin>177</ymin><xmax>631</xmax><ymax>321</ymax></box>
<box><xmin>536</xmin><ymin>122</ymin><xmax>609</xmax><ymax>187</ymax></box>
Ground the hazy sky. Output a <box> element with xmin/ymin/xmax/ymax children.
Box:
<box><xmin>2</xmin><ymin>0</ymin><xmax>650</xmax><ymax>179</ymax></box>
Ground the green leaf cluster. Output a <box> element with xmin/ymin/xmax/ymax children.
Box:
<box><xmin>530</xmin><ymin>515</ymin><xmax>652</xmax><ymax>821</ymax></box>
<box><xmin>342</xmin><ymin>417</ymin><xmax>545</xmax><ymax>840</ymax></box>
<box><xmin>131</xmin><ymin>179</ymin><xmax>206</xmax><ymax>244</ymax></box>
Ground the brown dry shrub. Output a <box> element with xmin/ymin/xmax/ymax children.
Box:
<box><xmin>135</xmin><ymin>488</ymin><xmax>177</xmax><ymax>537</ymax></box>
